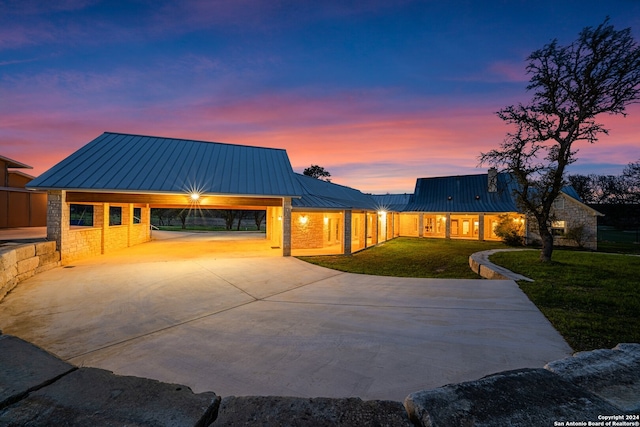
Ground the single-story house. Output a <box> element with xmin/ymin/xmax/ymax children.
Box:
<box><xmin>27</xmin><ymin>132</ymin><xmax>394</xmax><ymax>263</ymax></box>
<box><xmin>1</xmin><ymin>155</ymin><xmax>47</xmax><ymax>228</ymax></box>
<box><xmin>376</xmin><ymin>168</ymin><xmax>601</xmax><ymax>250</ymax></box>
<box><xmin>27</xmin><ymin>132</ymin><xmax>600</xmax><ymax>263</ymax></box>
<box><xmin>291</xmin><ymin>173</ymin><xmax>398</xmax><ymax>256</ymax></box>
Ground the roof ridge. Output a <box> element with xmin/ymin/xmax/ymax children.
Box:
<box><xmin>102</xmin><ymin>131</ymin><xmax>288</xmax><ymax>153</ymax></box>
<box><xmin>294</xmin><ymin>173</ymin><xmax>363</xmax><ymax>192</ymax></box>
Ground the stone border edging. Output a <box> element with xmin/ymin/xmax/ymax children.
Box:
<box><xmin>2</xmin><ymin>333</ymin><xmax>638</xmax><ymax>426</ymax></box>
<box><xmin>0</xmin><ymin>241</ymin><xmax>60</xmax><ymax>303</ymax></box>
<box><xmin>469</xmin><ymin>248</ymin><xmax>535</xmax><ymax>281</ymax></box>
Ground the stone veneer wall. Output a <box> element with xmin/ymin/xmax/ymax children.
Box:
<box><xmin>46</xmin><ymin>191</ymin><xmax>152</xmax><ymax>264</ymax></box>
<box><xmin>0</xmin><ymin>241</ymin><xmax>60</xmax><ymax>303</ymax></box>
<box><xmin>526</xmin><ymin>193</ymin><xmax>600</xmax><ymax>250</ymax></box>
<box><xmin>291</xmin><ymin>212</ymin><xmax>326</xmax><ymax>249</ymax></box>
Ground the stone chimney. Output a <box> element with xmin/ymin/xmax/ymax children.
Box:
<box><xmin>488</xmin><ymin>167</ymin><xmax>498</xmax><ymax>193</ymax></box>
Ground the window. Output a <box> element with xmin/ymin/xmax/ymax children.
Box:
<box><xmin>133</xmin><ymin>207</ymin><xmax>141</xmax><ymax>224</ymax></box>
<box><xmin>551</xmin><ymin>220</ymin><xmax>566</xmax><ymax>236</ymax></box>
<box><xmin>425</xmin><ymin>217</ymin><xmax>434</xmax><ymax>233</ymax></box>
<box><xmin>69</xmin><ymin>204</ymin><xmax>93</xmax><ymax>226</ymax></box>
<box><xmin>109</xmin><ymin>206</ymin><xmax>122</xmax><ymax>226</ymax></box>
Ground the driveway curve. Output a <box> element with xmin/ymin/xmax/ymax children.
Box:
<box><xmin>0</xmin><ymin>232</ymin><xmax>572</xmax><ymax>401</ymax></box>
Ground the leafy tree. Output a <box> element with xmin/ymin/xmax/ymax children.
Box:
<box><xmin>303</xmin><ymin>165</ymin><xmax>331</xmax><ymax>181</ymax></box>
<box><xmin>480</xmin><ymin>19</ymin><xmax>640</xmax><ymax>262</ymax></box>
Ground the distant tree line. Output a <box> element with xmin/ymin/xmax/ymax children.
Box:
<box><xmin>568</xmin><ymin>160</ymin><xmax>640</xmax><ymax>230</ymax></box>
<box><xmin>151</xmin><ymin>209</ymin><xmax>266</xmax><ymax>231</ymax></box>
<box><xmin>568</xmin><ymin>160</ymin><xmax>640</xmax><ymax>204</ymax></box>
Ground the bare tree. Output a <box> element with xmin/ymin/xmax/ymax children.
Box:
<box><xmin>623</xmin><ymin>160</ymin><xmax>640</xmax><ymax>203</ymax></box>
<box><xmin>235</xmin><ymin>210</ymin><xmax>246</xmax><ymax>231</ymax></box>
<box><xmin>480</xmin><ymin>18</ymin><xmax>640</xmax><ymax>262</ymax></box>
<box><xmin>567</xmin><ymin>174</ymin><xmax>596</xmax><ymax>203</ymax></box>
<box><xmin>221</xmin><ymin>210</ymin><xmax>236</xmax><ymax>230</ymax></box>
<box><xmin>254</xmin><ymin>210</ymin><xmax>266</xmax><ymax>230</ymax></box>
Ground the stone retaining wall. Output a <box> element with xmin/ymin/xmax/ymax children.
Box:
<box><xmin>1</xmin><ymin>333</ymin><xmax>637</xmax><ymax>426</ymax></box>
<box><xmin>0</xmin><ymin>241</ymin><xmax>60</xmax><ymax>302</ymax></box>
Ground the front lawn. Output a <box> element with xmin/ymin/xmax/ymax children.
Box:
<box><xmin>299</xmin><ymin>237</ymin><xmax>507</xmax><ymax>279</ymax></box>
<box><xmin>490</xmin><ymin>250</ymin><xmax>640</xmax><ymax>352</ymax></box>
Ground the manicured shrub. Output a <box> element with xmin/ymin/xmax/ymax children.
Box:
<box><xmin>494</xmin><ymin>214</ymin><xmax>525</xmax><ymax>246</ymax></box>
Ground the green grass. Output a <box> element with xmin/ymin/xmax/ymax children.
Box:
<box><xmin>299</xmin><ymin>237</ymin><xmax>507</xmax><ymax>279</ymax></box>
<box><xmin>490</xmin><ymin>250</ymin><xmax>640</xmax><ymax>352</ymax></box>
<box><xmin>598</xmin><ymin>226</ymin><xmax>640</xmax><ymax>254</ymax></box>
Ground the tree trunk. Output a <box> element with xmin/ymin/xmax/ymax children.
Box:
<box><xmin>539</xmin><ymin>228</ymin><xmax>554</xmax><ymax>262</ymax></box>
<box><xmin>254</xmin><ymin>211</ymin><xmax>266</xmax><ymax>230</ymax></box>
<box><xmin>236</xmin><ymin>211</ymin><xmax>246</xmax><ymax>231</ymax></box>
<box><xmin>223</xmin><ymin>210</ymin><xmax>235</xmax><ymax>230</ymax></box>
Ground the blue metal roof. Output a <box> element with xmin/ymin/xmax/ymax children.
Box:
<box><xmin>370</xmin><ymin>194</ymin><xmax>412</xmax><ymax>211</ymax></box>
<box><xmin>560</xmin><ymin>186</ymin><xmax>582</xmax><ymax>203</ymax></box>
<box><xmin>28</xmin><ymin>132</ymin><xmax>304</xmax><ymax>197</ymax></box>
<box><xmin>404</xmin><ymin>173</ymin><xmax>520</xmax><ymax>213</ymax></box>
<box><xmin>292</xmin><ymin>174</ymin><xmax>378</xmax><ymax>210</ymax></box>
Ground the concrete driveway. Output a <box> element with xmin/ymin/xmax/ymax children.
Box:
<box><xmin>0</xmin><ymin>231</ymin><xmax>572</xmax><ymax>401</ymax></box>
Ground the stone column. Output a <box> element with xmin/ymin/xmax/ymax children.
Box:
<box><xmin>100</xmin><ymin>203</ymin><xmax>109</xmax><ymax>254</ymax></box>
<box><xmin>46</xmin><ymin>190</ymin><xmax>67</xmax><ymax>252</ymax></box>
<box><xmin>343</xmin><ymin>210</ymin><xmax>352</xmax><ymax>255</ymax></box>
<box><xmin>445</xmin><ymin>213</ymin><xmax>451</xmax><ymax>239</ymax></box>
<box><xmin>282</xmin><ymin>198</ymin><xmax>292</xmax><ymax>256</ymax></box>
<box><xmin>364</xmin><ymin>212</ymin><xmax>369</xmax><ymax>248</ymax></box>
<box><xmin>478</xmin><ymin>214</ymin><xmax>485</xmax><ymax>241</ymax></box>
<box><xmin>418</xmin><ymin>214</ymin><xmax>424</xmax><ymax>238</ymax></box>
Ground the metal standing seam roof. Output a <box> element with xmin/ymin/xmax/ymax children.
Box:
<box><xmin>403</xmin><ymin>173</ymin><xmax>521</xmax><ymax>213</ymax></box>
<box><xmin>292</xmin><ymin>173</ymin><xmax>378</xmax><ymax>210</ymax></box>
<box><xmin>27</xmin><ymin>132</ymin><xmax>304</xmax><ymax>197</ymax></box>
<box><xmin>370</xmin><ymin>194</ymin><xmax>412</xmax><ymax>212</ymax></box>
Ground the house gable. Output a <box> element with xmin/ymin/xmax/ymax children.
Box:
<box><xmin>403</xmin><ymin>173</ymin><xmax>519</xmax><ymax>213</ymax></box>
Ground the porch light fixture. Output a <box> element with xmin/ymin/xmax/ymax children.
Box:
<box><xmin>299</xmin><ymin>215</ymin><xmax>308</xmax><ymax>224</ymax></box>
<box><xmin>190</xmin><ymin>192</ymin><xmax>201</xmax><ymax>201</ymax></box>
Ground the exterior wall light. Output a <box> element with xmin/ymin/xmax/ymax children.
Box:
<box><xmin>299</xmin><ymin>215</ymin><xmax>308</xmax><ymax>224</ymax></box>
<box><xmin>190</xmin><ymin>192</ymin><xmax>201</xmax><ymax>201</ymax></box>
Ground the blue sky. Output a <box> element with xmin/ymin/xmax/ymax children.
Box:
<box><xmin>1</xmin><ymin>0</ymin><xmax>639</xmax><ymax>193</ymax></box>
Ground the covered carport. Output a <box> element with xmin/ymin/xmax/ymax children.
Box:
<box><xmin>27</xmin><ymin>132</ymin><xmax>303</xmax><ymax>264</ymax></box>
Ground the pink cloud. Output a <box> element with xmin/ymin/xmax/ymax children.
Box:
<box><xmin>2</xmin><ymin>77</ymin><xmax>639</xmax><ymax>194</ymax></box>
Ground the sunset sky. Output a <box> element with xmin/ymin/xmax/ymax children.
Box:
<box><xmin>2</xmin><ymin>0</ymin><xmax>639</xmax><ymax>194</ymax></box>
